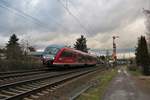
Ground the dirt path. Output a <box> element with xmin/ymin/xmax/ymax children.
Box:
<box><xmin>102</xmin><ymin>67</ymin><xmax>150</xmax><ymax>100</ymax></box>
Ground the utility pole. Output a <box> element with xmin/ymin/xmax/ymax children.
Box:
<box><xmin>112</xmin><ymin>36</ymin><xmax>119</xmax><ymax>62</ymax></box>
<box><xmin>106</xmin><ymin>49</ymin><xmax>109</xmax><ymax>61</ymax></box>
<box><xmin>26</xmin><ymin>40</ymin><xmax>29</xmax><ymax>55</ymax></box>
<box><xmin>143</xmin><ymin>9</ymin><xmax>150</xmax><ymax>53</ymax></box>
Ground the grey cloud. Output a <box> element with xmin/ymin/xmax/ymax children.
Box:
<box><xmin>0</xmin><ymin>0</ymin><xmax>65</xmax><ymax>36</ymax></box>
<box><xmin>63</xmin><ymin>0</ymin><xmax>148</xmax><ymax>35</ymax></box>
<box><xmin>0</xmin><ymin>0</ymin><xmax>148</xmax><ymax>36</ymax></box>
<box><xmin>0</xmin><ymin>0</ymin><xmax>149</xmax><ymax>49</ymax></box>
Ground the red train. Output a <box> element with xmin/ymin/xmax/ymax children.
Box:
<box><xmin>42</xmin><ymin>44</ymin><xmax>97</xmax><ymax>67</ymax></box>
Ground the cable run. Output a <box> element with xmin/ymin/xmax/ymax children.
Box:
<box><xmin>69</xmin><ymin>1</ymin><xmax>97</xmax><ymax>34</ymax></box>
<box><xmin>0</xmin><ymin>0</ymin><xmax>68</xmax><ymax>32</ymax></box>
<box><xmin>57</xmin><ymin>0</ymin><xmax>90</xmax><ymax>36</ymax></box>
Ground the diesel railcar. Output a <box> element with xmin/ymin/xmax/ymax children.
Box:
<box><xmin>42</xmin><ymin>44</ymin><xmax>97</xmax><ymax>67</ymax></box>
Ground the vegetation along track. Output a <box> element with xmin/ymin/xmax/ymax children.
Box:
<box><xmin>0</xmin><ymin>66</ymin><xmax>105</xmax><ymax>100</ymax></box>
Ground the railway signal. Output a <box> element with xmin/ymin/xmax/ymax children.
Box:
<box><xmin>112</xmin><ymin>36</ymin><xmax>119</xmax><ymax>62</ymax></box>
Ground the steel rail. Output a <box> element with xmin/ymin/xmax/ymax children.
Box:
<box><xmin>0</xmin><ymin>71</ymin><xmax>48</xmax><ymax>79</ymax></box>
<box><xmin>0</xmin><ymin>68</ymin><xmax>50</xmax><ymax>75</ymax></box>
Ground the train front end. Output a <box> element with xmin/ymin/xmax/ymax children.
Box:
<box><xmin>42</xmin><ymin>45</ymin><xmax>62</xmax><ymax>66</ymax></box>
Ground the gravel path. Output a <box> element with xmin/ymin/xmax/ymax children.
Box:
<box><xmin>103</xmin><ymin>67</ymin><xmax>150</xmax><ymax>100</ymax></box>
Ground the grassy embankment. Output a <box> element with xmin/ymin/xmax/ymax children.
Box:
<box><xmin>77</xmin><ymin>68</ymin><xmax>118</xmax><ymax>100</ymax></box>
<box><xmin>128</xmin><ymin>64</ymin><xmax>150</xmax><ymax>94</ymax></box>
<box><xmin>128</xmin><ymin>68</ymin><xmax>142</xmax><ymax>76</ymax></box>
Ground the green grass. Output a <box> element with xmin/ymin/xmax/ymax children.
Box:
<box><xmin>129</xmin><ymin>69</ymin><xmax>142</xmax><ymax>76</ymax></box>
<box><xmin>127</xmin><ymin>65</ymin><xmax>142</xmax><ymax>76</ymax></box>
<box><xmin>77</xmin><ymin>69</ymin><xmax>118</xmax><ymax>100</ymax></box>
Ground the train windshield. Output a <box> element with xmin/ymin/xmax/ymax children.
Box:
<box><xmin>44</xmin><ymin>47</ymin><xmax>60</xmax><ymax>55</ymax></box>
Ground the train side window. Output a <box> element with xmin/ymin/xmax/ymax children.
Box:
<box><xmin>86</xmin><ymin>56</ymin><xmax>90</xmax><ymax>61</ymax></box>
<box><xmin>80</xmin><ymin>55</ymin><xmax>85</xmax><ymax>62</ymax></box>
<box><xmin>72</xmin><ymin>52</ymin><xmax>76</xmax><ymax>57</ymax></box>
<box><xmin>61</xmin><ymin>50</ymin><xmax>73</xmax><ymax>57</ymax></box>
<box><xmin>77</xmin><ymin>54</ymin><xmax>82</xmax><ymax>62</ymax></box>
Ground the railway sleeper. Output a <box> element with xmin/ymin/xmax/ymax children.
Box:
<box><xmin>23</xmin><ymin>97</ymin><xmax>34</xmax><ymax>100</ymax></box>
<box><xmin>0</xmin><ymin>93</ymin><xmax>10</xmax><ymax>99</ymax></box>
<box><xmin>15</xmin><ymin>86</ymin><xmax>31</xmax><ymax>91</ymax></box>
<box><xmin>26</xmin><ymin>84</ymin><xmax>38</xmax><ymax>87</ymax></box>
<box><xmin>1</xmin><ymin>90</ymin><xmax>18</xmax><ymax>96</ymax></box>
<box><xmin>30</xmin><ymin>82</ymin><xmax>40</xmax><ymax>85</ymax></box>
<box><xmin>21</xmin><ymin>85</ymin><xmax>35</xmax><ymax>90</ymax></box>
<box><xmin>30</xmin><ymin>95</ymin><xmax>40</xmax><ymax>99</ymax></box>
<box><xmin>8</xmin><ymin>88</ymin><xmax>23</xmax><ymax>94</ymax></box>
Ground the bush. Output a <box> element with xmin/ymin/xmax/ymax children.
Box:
<box><xmin>128</xmin><ymin>65</ymin><xmax>138</xmax><ymax>71</ymax></box>
<box><xmin>0</xmin><ymin>59</ymin><xmax>43</xmax><ymax>72</ymax></box>
<box><xmin>142</xmin><ymin>65</ymin><xmax>150</xmax><ymax>75</ymax></box>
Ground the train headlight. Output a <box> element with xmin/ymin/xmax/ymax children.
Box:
<box><xmin>43</xmin><ymin>55</ymin><xmax>54</xmax><ymax>60</ymax></box>
<box><xmin>43</xmin><ymin>56</ymin><xmax>50</xmax><ymax>59</ymax></box>
<box><xmin>43</xmin><ymin>56</ymin><xmax>46</xmax><ymax>59</ymax></box>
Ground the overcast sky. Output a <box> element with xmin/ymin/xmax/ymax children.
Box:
<box><xmin>0</xmin><ymin>0</ymin><xmax>150</xmax><ymax>50</ymax></box>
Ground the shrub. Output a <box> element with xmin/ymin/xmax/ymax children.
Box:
<box><xmin>128</xmin><ymin>65</ymin><xmax>138</xmax><ymax>71</ymax></box>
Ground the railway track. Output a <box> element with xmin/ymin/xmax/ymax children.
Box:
<box><xmin>0</xmin><ymin>70</ymin><xmax>48</xmax><ymax>79</ymax></box>
<box><xmin>0</xmin><ymin>68</ymin><xmax>50</xmax><ymax>76</ymax></box>
<box><xmin>0</xmin><ymin>66</ymin><xmax>105</xmax><ymax>100</ymax></box>
<box><xmin>0</xmin><ymin>68</ymin><xmax>52</xmax><ymax>86</ymax></box>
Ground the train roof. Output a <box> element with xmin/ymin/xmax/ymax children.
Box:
<box><xmin>45</xmin><ymin>44</ymin><xmax>66</xmax><ymax>49</ymax></box>
<box><xmin>63</xmin><ymin>47</ymin><xmax>96</xmax><ymax>57</ymax></box>
<box><xmin>45</xmin><ymin>44</ymin><xmax>96</xmax><ymax>57</ymax></box>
